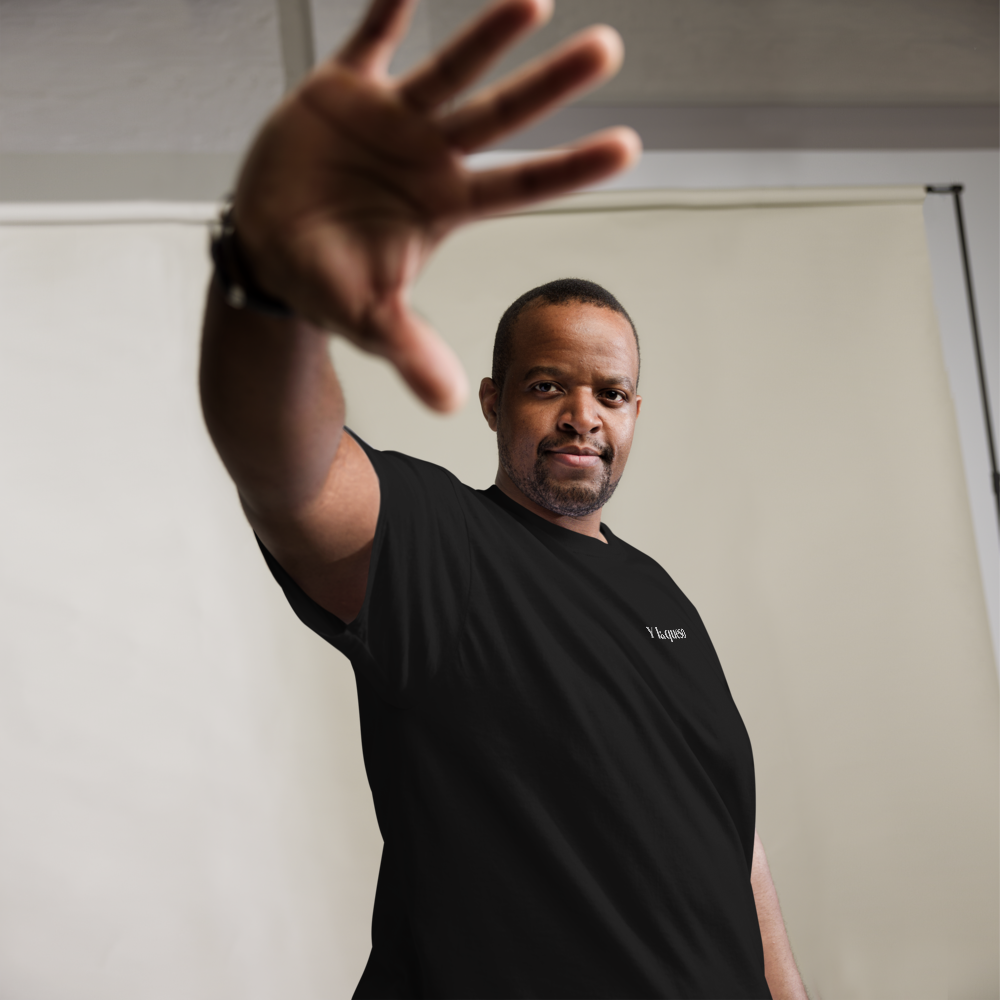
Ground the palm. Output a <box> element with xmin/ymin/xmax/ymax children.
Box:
<box><xmin>234</xmin><ymin>0</ymin><xmax>639</xmax><ymax>411</ymax></box>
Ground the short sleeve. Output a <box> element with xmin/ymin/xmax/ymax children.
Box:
<box><xmin>257</xmin><ymin>431</ymin><xmax>472</xmax><ymax>702</ymax></box>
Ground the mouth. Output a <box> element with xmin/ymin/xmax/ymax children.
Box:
<box><xmin>541</xmin><ymin>445</ymin><xmax>607</xmax><ymax>469</ymax></box>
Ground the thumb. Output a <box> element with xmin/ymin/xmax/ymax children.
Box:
<box><xmin>370</xmin><ymin>299</ymin><xmax>469</xmax><ymax>413</ymax></box>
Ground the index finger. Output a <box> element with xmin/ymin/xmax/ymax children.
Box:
<box><xmin>467</xmin><ymin>127</ymin><xmax>642</xmax><ymax>216</ymax></box>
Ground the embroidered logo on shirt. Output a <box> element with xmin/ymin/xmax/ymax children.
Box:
<box><xmin>646</xmin><ymin>626</ymin><xmax>686</xmax><ymax>642</ymax></box>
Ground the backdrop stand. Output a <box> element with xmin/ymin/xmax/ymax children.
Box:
<box><xmin>926</xmin><ymin>183</ymin><xmax>1000</xmax><ymax>531</ymax></box>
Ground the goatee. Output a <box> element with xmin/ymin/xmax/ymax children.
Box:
<box><xmin>498</xmin><ymin>428</ymin><xmax>621</xmax><ymax>517</ymax></box>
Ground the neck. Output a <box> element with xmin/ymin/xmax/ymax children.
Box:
<box><xmin>493</xmin><ymin>468</ymin><xmax>607</xmax><ymax>543</ymax></box>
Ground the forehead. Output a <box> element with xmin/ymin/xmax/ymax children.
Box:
<box><xmin>508</xmin><ymin>301</ymin><xmax>638</xmax><ymax>380</ymax></box>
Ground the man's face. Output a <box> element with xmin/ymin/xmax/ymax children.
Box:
<box><xmin>480</xmin><ymin>300</ymin><xmax>641</xmax><ymax>518</ymax></box>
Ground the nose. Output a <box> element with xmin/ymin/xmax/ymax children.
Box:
<box><xmin>556</xmin><ymin>389</ymin><xmax>601</xmax><ymax>438</ymax></box>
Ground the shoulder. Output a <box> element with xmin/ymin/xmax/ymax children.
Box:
<box><xmin>350</xmin><ymin>430</ymin><xmax>467</xmax><ymax>505</ymax></box>
<box><xmin>351</xmin><ymin>430</ymin><xmax>460</xmax><ymax>486</ymax></box>
<box><xmin>348</xmin><ymin>431</ymin><xmax>476</xmax><ymax>546</ymax></box>
<box><xmin>606</xmin><ymin>525</ymin><xmax>702</xmax><ymax>616</ymax></box>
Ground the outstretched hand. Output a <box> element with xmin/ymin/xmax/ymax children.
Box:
<box><xmin>232</xmin><ymin>0</ymin><xmax>640</xmax><ymax>411</ymax></box>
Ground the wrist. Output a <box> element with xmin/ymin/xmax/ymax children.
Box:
<box><xmin>210</xmin><ymin>205</ymin><xmax>294</xmax><ymax>318</ymax></box>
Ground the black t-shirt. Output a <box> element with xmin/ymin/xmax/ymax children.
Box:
<box><xmin>258</xmin><ymin>434</ymin><xmax>770</xmax><ymax>999</ymax></box>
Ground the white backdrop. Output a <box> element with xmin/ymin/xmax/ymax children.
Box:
<box><xmin>0</xmin><ymin>216</ymin><xmax>382</xmax><ymax>999</ymax></box>
<box><xmin>0</xmin><ymin>189</ymin><xmax>996</xmax><ymax>999</ymax></box>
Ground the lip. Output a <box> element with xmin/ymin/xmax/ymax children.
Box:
<box><xmin>544</xmin><ymin>448</ymin><xmax>603</xmax><ymax>468</ymax></box>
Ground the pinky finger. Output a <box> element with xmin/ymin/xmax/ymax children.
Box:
<box><xmin>467</xmin><ymin>127</ymin><xmax>641</xmax><ymax>217</ymax></box>
<box><xmin>336</xmin><ymin>0</ymin><xmax>417</xmax><ymax>77</ymax></box>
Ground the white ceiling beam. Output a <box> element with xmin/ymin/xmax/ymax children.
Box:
<box><xmin>276</xmin><ymin>0</ymin><xmax>316</xmax><ymax>91</ymax></box>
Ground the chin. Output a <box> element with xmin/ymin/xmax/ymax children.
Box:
<box><xmin>531</xmin><ymin>473</ymin><xmax>620</xmax><ymax>518</ymax></box>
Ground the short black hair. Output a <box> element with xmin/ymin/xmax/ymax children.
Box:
<box><xmin>491</xmin><ymin>278</ymin><xmax>639</xmax><ymax>391</ymax></box>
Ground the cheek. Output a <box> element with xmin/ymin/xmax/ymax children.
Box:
<box><xmin>501</xmin><ymin>404</ymin><xmax>544</xmax><ymax>449</ymax></box>
<box><xmin>508</xmin><ymin>427</ymin><xmax>541</xmax><ymax>467</ymax></box>
<box><xmin>610</xmin><ymin>419</ymin><xmax>637</xmax><ymax>467</ymax></box>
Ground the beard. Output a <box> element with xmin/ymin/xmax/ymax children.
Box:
<box><xmin>498</xmin><ymin>427</ymin><xmax>622</xmax><ymax>518</ymax></box>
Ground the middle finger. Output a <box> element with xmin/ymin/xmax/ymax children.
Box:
<box><xmin>439</xmin><ymin>25</ymin><xmax>623</xmax><ymax>153</ymax></box>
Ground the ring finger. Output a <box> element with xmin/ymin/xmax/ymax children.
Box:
<box><xmin>397</xmin><ymin>0</ymin><xmax>551</xmax><ymax>112</ymax></box>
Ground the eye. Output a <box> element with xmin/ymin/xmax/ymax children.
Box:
<box><xmin>601</xmin><ymin>389</ymin><xmax>628</xmax><ymax>403</ymax></box>
<box><xmin>532</xmin><ymin>381</ymin><xmax>560</xmax><ymax>394</ymax></box>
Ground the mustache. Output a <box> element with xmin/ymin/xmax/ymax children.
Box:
<box><xmin>536</xmin><ymin>435</ymin><xmax>614</xmax><ymax>464</ymax></box>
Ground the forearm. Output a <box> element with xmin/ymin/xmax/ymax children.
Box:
<box><xmin>751</xmin><ymin>831</ymin><xmax>807</xmax><ymax>1000</ymax></box>
<box><xmin>199</xmin><ymin>278</ymin><xmax>346</xmax><ymax>517</ymax></box>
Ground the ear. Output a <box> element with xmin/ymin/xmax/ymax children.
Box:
<box><xmin>635</xmin><ymin>395</ymin><xmax>641</xmax><ymax>418</ymax></box>
<box><xmin>479</xmin><ymin>377</ymin><xmax>501</xmax><ymax>432</ymax></box>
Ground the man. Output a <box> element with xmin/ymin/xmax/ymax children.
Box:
<box><xmin>199</xmin><ymin>0</ymin><xmax>807</xmax><ymax>995</ymax></box>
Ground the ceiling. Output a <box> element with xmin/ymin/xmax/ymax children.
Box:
<box><xmin>373</xmin><ymin>0</ymin><xmax>1000</xmax><ymax>106</ymax></box>
<box><xmin>314</xmin><ymin>0</ymin><xmax>1000</xmax><ymax>151</ymax></box>
<box><xmin>0</xmin><ymin>0</ymin><xmax>284</xmax><ymax>154</ymax></box>
<box><xmin>0</xmin><ymin>0</ymin><xmax>995</xmax><ymax>200</ymax></box>
<box><xmin>2</xmin><ymin>0</ymin><xmax>996</xmax><ymax>155</ymax></box>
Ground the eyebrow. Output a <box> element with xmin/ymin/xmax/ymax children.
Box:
<box><xmin>522</xmin><ymin>366</ymin><xmax>636</xmax><ymax>394</ymax></box>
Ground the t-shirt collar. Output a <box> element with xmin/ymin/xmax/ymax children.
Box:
<box><xmin>482</xmin><ymin>485</ymin><xmax>617</xmax><ymax>555</ymax></box>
